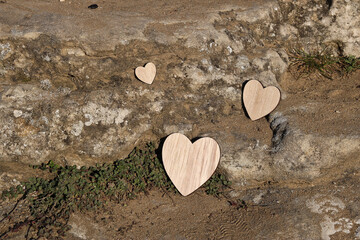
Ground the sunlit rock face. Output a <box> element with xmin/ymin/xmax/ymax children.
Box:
<box><xmin>0</xmin><ymin>0</ymin><xmax>359</xmax><ymax>189</ymax></box>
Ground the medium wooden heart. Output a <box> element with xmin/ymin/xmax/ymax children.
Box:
<box><xmin>162</xmin><ymin>133</ymin><xmax>220</xmax><ymax>196</ymax></box>
<box><xmin>135</xmin><ymin>62</ymin><xmax>156</xmax><ymax>84</ymax></box>
<box><xmin>243</xmin><ymin>80</ymin><xmax>281</xmax><ymax>120</ymax></box>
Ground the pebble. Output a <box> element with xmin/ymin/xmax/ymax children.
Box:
<box><xmin>13</xmin><ymin>110</ymin><xmax>23</xmax><ymax>118</ymax></box>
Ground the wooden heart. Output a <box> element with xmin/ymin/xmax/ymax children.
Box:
<box><xmin>162</xmin><ymin>133</ymin><xmax>221</xmax><ymax>196</ymax></box>
<box><xmin>135</xmin><ymin>62</ymin><xmax>156</xmax><ymax>84</ymax></box>
<box><xmin>243</xmin><ymin>80</ymin><xmax>281</xmax><ymax>120</ymax></box>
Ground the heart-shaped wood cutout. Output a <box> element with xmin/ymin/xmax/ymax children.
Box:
<box><xmin>243</xmin><ymin>80</ymin><xmax>281</xmax><ymax>120</ymax></box>
<box><xmin>135</xmin><ymin>62</ymin><xmax>156</xmax><ymax>84</ymax></box>
<box><xmin>162</xmin><ymin>133</ymin><xmax>220</xmax><ymax>196</ymax></box>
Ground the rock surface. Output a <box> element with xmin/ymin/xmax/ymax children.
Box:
<box><xmin>1</xmin><ymin>0</ymin><xmax>360</xmax><ymax>239</ymax></box>
<box><xmin>1</xmin><ymin>0</ymin><xmax>359</xmax><ymax>188</ymax></box>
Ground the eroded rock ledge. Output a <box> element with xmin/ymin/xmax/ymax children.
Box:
<box><xmin>0</xmin><ymin>0</ymin><xmax>359</xmax><ymax>190</ymax></box>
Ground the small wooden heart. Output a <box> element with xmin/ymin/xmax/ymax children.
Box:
<box><xmin>162</xmin><ymin>133</ymin><xmax>220</xmax><ymax>196</ymax></box>
<box><xmin>243</xmin><ymin>80</ymin><xmax>281</xmax><ymax>120</ymax></box>
<box><xmin>135</xmin><ymin>62</ymin><xmax>156</xmax><ymax>84</ymax></box>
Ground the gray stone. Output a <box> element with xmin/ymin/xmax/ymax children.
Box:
<box><xmin>326</xmin><ymin>0</ymin><xmax>360</xmax><ymax>57</ymax></box>
<box><xmin>13</xmin><ymin>110</ymin><xmax>22</xmax><ymax>118</ymax></box>
<box><xmin>0</xmin><ymin>42</ymin><xmax>12</xmax><ymax>60</ymax></box>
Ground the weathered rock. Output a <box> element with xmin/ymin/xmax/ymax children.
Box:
<box><xmin>0</xmin><ymin>0</ymin><xmax>359</xmax><ymax>192</ymax></box>
<box><xmin>0</xmin><ymin>1</ymin><xmax>360</xmax><ymax>240</ymax></box>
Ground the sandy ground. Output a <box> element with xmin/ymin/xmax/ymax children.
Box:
<box><xmin>1</xmin><ymin>161</ymin><xmax>359</xmax><ymax>239</ymax></box>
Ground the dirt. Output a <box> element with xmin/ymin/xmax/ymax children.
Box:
<box><xmin>278</xmin><ymin>69</ymin><xmax>360</xmax><ymax>136</ymax></box>
<box><xmin>63</xmin><ymin>161</ymin><xmax>360</xmax><ymax>240</ymax></box>
<box><xmin>2</xmin><ymin>162</ymin><xmax>359</xmax><ymax>239</ymax></box>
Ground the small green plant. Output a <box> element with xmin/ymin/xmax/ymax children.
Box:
<box><xmin>0</xmin><ymin>142</ymin><xmax>231</xmax><ymax>239</ymax></box>
<box><xmin>203</xmin><ymin>172</ymin><xmax>231</xmax><ymax>196</ymax></box>
<box><xmin>289</xmin><ymin>48</ymin><xmax>336</xmax><ymax>79</ymax></box>
<box><xmin>337</xmin><ymin>55</ymin><xmax>360</xmax><ymax>73</ymax></box>
<box><xmin>289</xmin><ymin>48</ymin><xmax>360</xmax><ymax>79</ymax></box>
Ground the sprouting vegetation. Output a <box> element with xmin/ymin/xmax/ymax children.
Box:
<box><xmin>289</xmin><ymin>48</ymin><xmax>360</xmax><ymax>79</ymax></box>
<box><xmin>0</xmin><ymin>142</ymin><xmax>231</xmax><ymax>239</ymax></box>
<box><xmin>337</xmin><ymin>55</ymin><xmax>360</xmax><ymax>73</ymax></box>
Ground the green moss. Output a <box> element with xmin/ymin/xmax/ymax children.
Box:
<box><xmin>1</xmin><ymin>142</ymin><xmax>231</xmax><ymax>239</ymax></box>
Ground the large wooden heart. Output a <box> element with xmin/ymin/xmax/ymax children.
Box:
<box><xmin>243</xmin><ymin>80</ymin><xmax>281</xmax><ymax>120</ymax></box>
<box><xmin>162</xmin><ymin>133</ymin><xmax>221</xmax><ymax>196</ymax></box>
<box><xmin>135</xmin><ymin>62</ymin><xmax>156</xmax><ymax>84</ymax></box>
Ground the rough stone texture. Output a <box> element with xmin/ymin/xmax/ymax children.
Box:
<box><xmin>1</xmin><ymin>0</ymin><xmax>360</xmax><ymax>239</ymax></box>
<box><xmin>0</xmin><ymin>0</ymin><xmax>359</xmax><ymax>189</ymax></box>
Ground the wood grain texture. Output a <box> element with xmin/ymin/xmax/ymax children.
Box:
<box><xmin>243</xmin><ymin>80</ymin><xmax>281</xmax><ymax>121</ymax></box>
<box><xmin>135</xmin><ymin>62</ymin><xmax>156</xmax><ymax>84</ymax></box>
<box><xmin>162</xmin><ymin>133</ymin><xmax>220</xmax><ymax>196</ymax></box>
